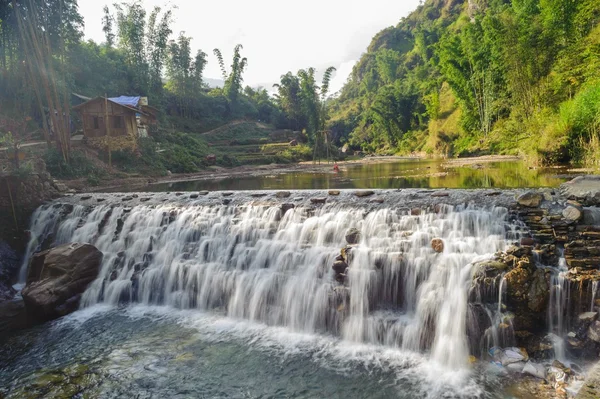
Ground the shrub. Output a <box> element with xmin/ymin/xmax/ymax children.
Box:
<box><xmin>44</xmin><ymin>149</ymin><xmax>97</xmax><ymax>179</ymax></box>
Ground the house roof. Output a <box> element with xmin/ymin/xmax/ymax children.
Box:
<box><xmin>72</xmin><ymin>96</ymin><xmax>152</xmax><ymax>117</ymax></box>
<box><xmin>72</xmin><ymin>92</ymin><xmax>92</xmax><ymax>101</ymax></box>
<box><xmin>108</xmin><ymin>96</ymin><xmax>140</xmax><ymax>108</ymax></box>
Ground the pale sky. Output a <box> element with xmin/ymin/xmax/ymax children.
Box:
<box><xmin>80</xmin><ymin>0</ymin><xmax>421</xmax><ymax>93</ymax></box>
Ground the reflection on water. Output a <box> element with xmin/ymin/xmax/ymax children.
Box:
<box><xmin>147</xmin><ymin>159</ymin><xmax>584</xmax><ymax>192</ymax></box>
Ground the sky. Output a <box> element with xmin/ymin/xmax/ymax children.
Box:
<box><xmin>80</xmin><ymin>0</ymin><xmax>422</xmax><ymax>93</ymax></box>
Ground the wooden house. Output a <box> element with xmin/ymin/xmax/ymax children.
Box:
<box><xmin>72</xmin><ymin>96</ymin><xmax>157</xmax><ymax>150</ymax></box>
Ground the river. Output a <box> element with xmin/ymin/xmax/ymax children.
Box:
<box><xmin>0</xmin><ymin>159</ymin><xmax>595</xmax><ymax>398</ymax></box>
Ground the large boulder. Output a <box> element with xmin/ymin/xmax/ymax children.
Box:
<box><xmin>345</xmin><ymin>228</ymin><xmax>361</xmax><ymax>244</ymax></box>
<box><xmin>22</xmin><ymin>243</ymin><xmax>103</xmax><ymax>320</ymax></box>
<box><xmin>517</xmin><ymin>191</ymin><xmax>543</xmax><ymax>207</ymax></box>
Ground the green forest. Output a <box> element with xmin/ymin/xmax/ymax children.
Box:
<box><xmin>1</xmin><ymin>0</ymin><xmax>600</xmax><ymax>180</ymax></box>
<box><xmin>329</xmin><ymin>0</ymin><xmax>600</xmax><ymax>165</ymax></box>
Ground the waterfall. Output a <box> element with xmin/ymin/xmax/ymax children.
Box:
<box><xmin>548</xmin><ymin>256</ymin><xmax>569</xmax><ymax>362</ymax></box>
<box><xmin>22</xmin><ymin>198</ymin><xmax>515</xmax><ymax>369</ymax></box>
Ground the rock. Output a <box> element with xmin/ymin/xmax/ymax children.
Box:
<box><xmin>222</xmin><ymin>192</ymin><xmax>234</xmax><ymax>197</ymax></box>
<box><xmin>588</xmin><ymin>321</ymin><xmax>600</xmax><ymax>343</ymax></box>
<box><xmin>276</xmin><ymin>191</ymin><xmax>291</xmax><ymax>198</ymax></box>
<box><xmin>222</xmin><ymin>199</ymin><xmax>232</xmax><ymax>205</ymax></box>
<box><xmin>251</xmin><ymin>193</ymin><xmax>267</xmax><ymax>198</ymax></box>
<box><xmin>80</xmin><ymin>195</ymin><xmax>92</xmax><ymax>200</ymax></box>
<box><xmin>562</xmin><ymin>205</ymin><xmax>582</xmax><ymax>221</ymax></box>
<box><xmin>328</xmin><ymin>190</ymin><xmax>341</xmax><ymax>196</ymax></box>
<box><xmin>505</xmin><ymin>266</ymin><xmax>532</xmax><ymax>306</ymax></box>
<box><xmin>560</xmin><ymin>176</ymin><xmax>600</xmax><ymax>204</ymax></box>
<box><xmin>431</xmin><ymin>238</ymin><xmax>444</xmax><ymax>253</ymax></box>
<box><xmin>199</xmin><ymin>191</ymin><xmax>209</xmax><ymax>196</ymax></box>
<box><xmin>473</xmin><ymin>260</ymin><xmax>508</xmax><ymax>277</ymax></box>
<box><xmin>411</xmin><ymin>208</ymin><xmax>421</xmax><ymax>216</ymax></box>
<box><xmin>189</xmin><ymin>194</ymin><xmax>199</xmax><ymax>199</ymax></box>
<box><xmin>354</xmin><ymin>190</ymin><xmax>375</xmax><ymax>197</ymax></box>
<box><xmin>310</xmin><ymin>197</ymin><xmax>327</xmax><ymax>204</ymax></box>
<box><xmin>578</xmin><ymin>311</ymin><xmax>598</xmax><ymax>325</ymax></box>
<box><xmin>22</xmin><ymin>243</ymin><xmax>103</xmax><ymax>320</ymax></box>
<box><xmin>521</xmin><ymin>237</ymin><xmax>535</xmax><ymax>246</ymax></box>
<box><xmin>96</xmin><ymin>198</ymin><xmax>106</xmax><ymax>202</ymax></box>
<box><xmin>551</xmin><ymin>360</ymin><xmax>570</xmax><ymax>374</ymax></box>
<box><xmin>140</xmin><ymin>197</ymin><xmax>151</xmax><ymax>202</ymax></box>
<box><xmin>345</xmin><ymin>228</ymin><xmax>361</xmax><ymax>245</ymax></box>
<box><xmin>517</xmin><ymin>191</ymin><xmax>543</xmax><ymax>207</ymax></box>
<box><xmin>528</xmin><ymin>268</ymin><xmax>550</xmax><ymax>312</ymax></box>
<box><xmin>281</xmin><ymin>203</ymin><xmax>295</xmax><ymax>215</ymax></box>
<box><xmin>522</xmin><ymin>361</ymin><xmax>547</xmax><ymax>379</ymax></box>
<box><xmin>332</xmin><ymin>261</ymin><xmax>348</xmax><ymax>274</ymax></box>
<box><xmin>431</xmin><ymin>191</ymin><xmax>450</xmax><ymax>197</ymax></box>
<box><xmin>370</xmin><ymin>197</ymin><xmax>384</xmax><ymax>204</ymax></box>
<box><xmin>175</xmin><ymin>192</ymin><xmax>183</xmax><ymax>196</ymax></box>
<box><xmin>122</xmin><ymin>196</ymin><xmax>133</xmax><ymax>202</ymax></box>
<box><xmin>542</xmin><ymin>190</ymin><xmax>554</xmax><ymax>201</ymax></box>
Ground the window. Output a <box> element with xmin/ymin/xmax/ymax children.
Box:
<box><xmin>113</xmin><ymin>116</ymin><xmax>125</xmax><ymax>129</ymax></box>
<box><xmin>92</xmin><ymin>116</ymin><xmax>99</xmax><ymax>129</ymax></box>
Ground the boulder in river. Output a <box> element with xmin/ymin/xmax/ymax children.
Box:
<box><xmin>431</xmin><ymin>238</ymin><xmax>444</xmax><ymax>253</ymax></box>
<box><xmin>562</xmin><ymin>205</ymin><xmax>582</xmax><ymax>221</ymax></box>
<box><xmin>517</xmin><ymin>191</ymin><xmax>543</xmax><ymax>207</ymax></box>
<box><xmin>22</xmin><ymin>243</ymin><xmax>103</xmax><ymax>320</ymax></box>
<box><xmin>354</xmin><ymin>190</ymin><xmax>375</xmax><ymax>197</ymax></box>
<box><xmin>345</xmin><ymin>228</ymin><xmax>361</xmax><ymax>244</ymax></box>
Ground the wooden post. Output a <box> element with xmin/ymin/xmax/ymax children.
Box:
<box><xmin>105</xmin><ymin>94</ymin><xmax>111</xmax><ymax>167</ymax></box>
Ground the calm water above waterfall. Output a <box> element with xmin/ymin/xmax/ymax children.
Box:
<box><xmin>145</xmin><ymin>159</ymin><xmax>583</xmax><ymax>192</ymax></box>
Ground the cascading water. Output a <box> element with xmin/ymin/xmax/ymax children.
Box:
<box><xmin>548</xmin><ymin>255</ymin><xmax>570</xmax><ymax>362</ymax></box>
<box><xmin>21</xmin><ymin>196</ymin><xmax>517</xmax><ymax>371</ymax></box>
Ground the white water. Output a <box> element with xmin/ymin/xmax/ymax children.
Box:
<box><xmin>23</xmin><ymin>201</ymin><xmax>515</xmax><ymax>370</ymax></box>
<box><xmin>548</xmin><ymin>256</ymin><xmax>570</xmax><ymax>362</ymax></box>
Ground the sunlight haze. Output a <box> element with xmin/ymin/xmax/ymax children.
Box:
<box><xmin>80</xmin><ymin>0</ymin><xmax>422</xmax><ymax>92</ymax></box>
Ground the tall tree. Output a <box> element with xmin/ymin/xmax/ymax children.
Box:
<box><xmin>213</xmin><ymin>44</ymin><xmax>247</xmax><ymax>114</ymax></box>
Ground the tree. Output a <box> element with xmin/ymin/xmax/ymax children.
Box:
<box><xmin>213</xmin><ymin>44</ymin><xmax>247</xmax><ymax>114</ymax></box>
<box><xmin>102</xmin><ymin>5</ymin><xmax>115</xmax><ymax>47</ymax></box>
<box><xmin>273</xmin><ymin>72</ymin><xmax>303</xmax><ymax>130</ymax></box>
<box><xmin>165</xmin><ymin>32</ymin><xmax>207</xmax><ymax>117</ymax></box>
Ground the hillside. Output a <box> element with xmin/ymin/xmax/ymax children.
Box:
<box><xmin>328</xmin><ymin>0</ymin><xmax>600</xmax><ymax>165</ymax></box>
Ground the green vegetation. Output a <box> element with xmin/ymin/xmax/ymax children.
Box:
<box><xmin>328</xmin><ymin>0</ymin><xmax>600</xmax><ymax>165</ymax></box>
<box><xmin>2</xmin><ymin>0</ymin><xmax>600</xmax><ymax>180</ymax></box>
<box><xmin>0</xmin><ymin>0</ymin><xmax>338</xmax><ymax>181</ymax></box>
